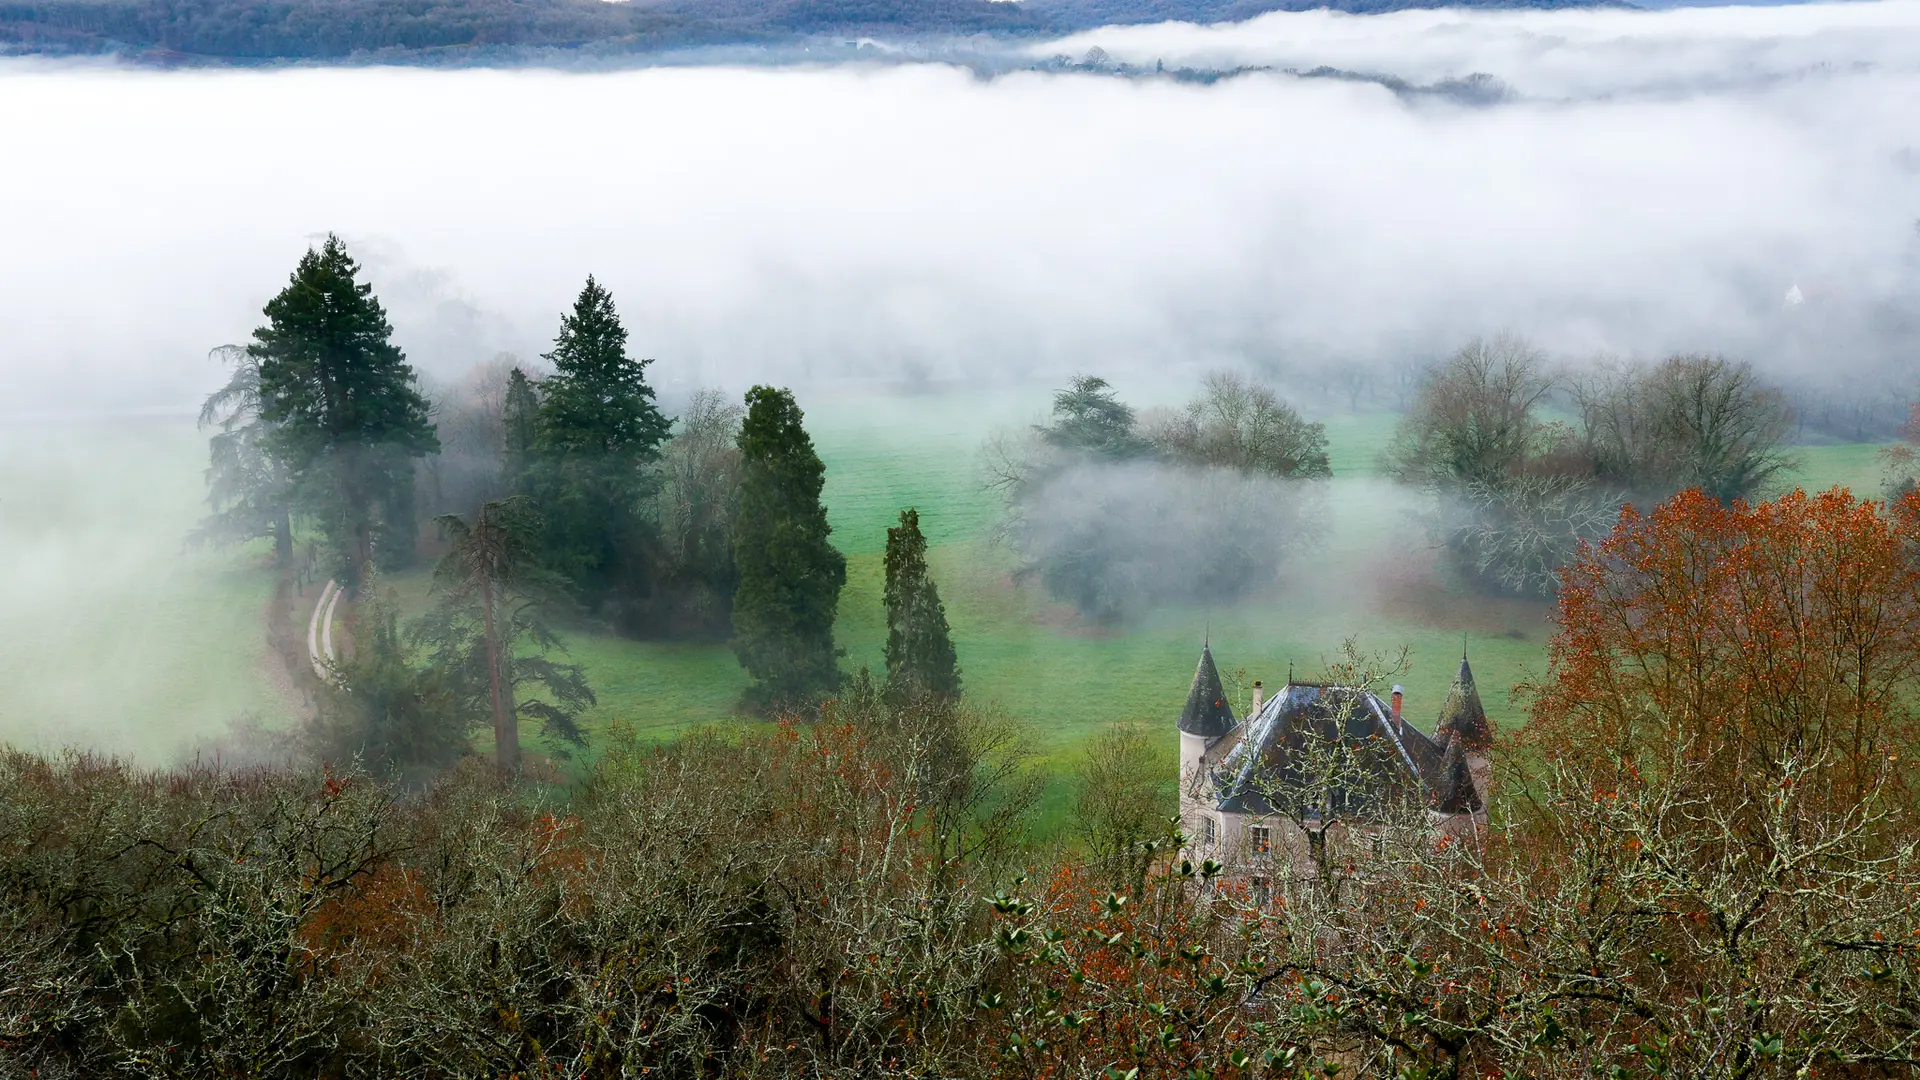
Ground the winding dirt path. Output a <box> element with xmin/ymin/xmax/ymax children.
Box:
<box><xmin>307</xmin><ymin>579</ymin><xmax>342</xmax><ymax>680</ymax></box>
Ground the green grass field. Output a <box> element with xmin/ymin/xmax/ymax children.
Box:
<box><xmin>389</xmin><ymin>386</ymin><xmax>1898</xmax><ymax>827</ymax></box>
<box><xmin>0</xmin><ymin>389</ymin><xmax>1896</xmax><ymax>823</ymax></box>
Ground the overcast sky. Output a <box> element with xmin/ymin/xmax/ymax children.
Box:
<box><xmin>2</xmin><ymin>0</ymin><xmax>1916</xmax><ymax>415</ymax></box>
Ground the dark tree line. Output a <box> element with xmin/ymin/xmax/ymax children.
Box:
<box><xmin>0</xmin><ymin>0</ymin><xmax>1051</xmax><ymax>61</ymax></box>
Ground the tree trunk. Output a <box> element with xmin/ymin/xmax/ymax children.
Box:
<box><xmin>483</xmin><ymin>577</ymin><xmax>517</xmax><ymax>777</ymax></box>
<box><xmin>274</xmin><ymin>511</ymin><xmax>293</xmax><ymax>568</ymax></box>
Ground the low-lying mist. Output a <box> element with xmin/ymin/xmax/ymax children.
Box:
<box><xmin>3</xmin><ymin>0</ymin><xmax>1917</xmax><ymax>416</ymax></box>
<box><xmin>0</xmin><ymin>1</ymin><xmax>1915</xmax><ymax>756</ymax></box>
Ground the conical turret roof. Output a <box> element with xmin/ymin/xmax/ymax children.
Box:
<box><xmin>1435</xmin><ymin>656</ymin><xmax>1492</xmax><ymax>751</ymax></box>
<box><xmin>1430</xmin><ymin>734</ymin><xmax>1483</xmax><ymax>814</ymax></box>
<box><xmin>1177</xmin><ymin>645</ymin><xmax>1237</xmax><ymax>738</ymax></box>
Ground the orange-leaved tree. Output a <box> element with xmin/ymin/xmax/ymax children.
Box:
<box><xmin>1527</xmin><ymin>486</ymin><xmax>1920</xmax><ymax>814</ymax></box>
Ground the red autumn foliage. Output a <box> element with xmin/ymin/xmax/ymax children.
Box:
<box><xmin>1528</xmin><ymin>486</ymin><xmax>1920</xmax><ymax>810</ymax></box>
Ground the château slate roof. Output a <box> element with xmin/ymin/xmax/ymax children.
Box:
<box><xmin>1178</xmin><ymin>645</ymin><xmax>1238</xmax><ymax>739</ymax></box>
<box><xmin>1211</xmin><ymin>682</ymin><xmax>1422</xmax><ymax>817</ymax></box>
<box><xmin>1434</xmin><ymin>656</ymin><xmax>1492</xmax><ymax>752</ymax></box>
<box><xmin>1200</xmin><ymin>670</ymin><xmax>1486</xmax><ymax>819</ymax></box>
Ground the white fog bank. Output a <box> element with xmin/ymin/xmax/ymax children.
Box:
<box><xmin>1</xmin><ymin>0</ymin><xmax>1917</xmax><ymax>415</ymax></box>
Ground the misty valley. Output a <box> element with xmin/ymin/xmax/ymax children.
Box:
<box><xmin>3</xmin><ymin>3</ymin><xmax>1920</xmax><ymax>1076</ymax></box>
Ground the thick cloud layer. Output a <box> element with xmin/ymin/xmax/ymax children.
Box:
<box><xmin>1</xmin><ymin>0</ymin><xmax>1916</xmax><ymax>416</ymax></box>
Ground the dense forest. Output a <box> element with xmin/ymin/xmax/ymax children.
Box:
<box><xmin>0</xmin><ymin>0</ymin><xmax>1606</xmax><ymax>62</ymax></box>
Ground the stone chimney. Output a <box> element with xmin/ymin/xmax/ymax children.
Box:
<box><xmin>1250</xmin><ymin>680</ymin><xmax>1264</xmax><ymax>713</ymax></box>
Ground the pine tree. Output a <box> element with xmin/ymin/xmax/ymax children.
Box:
<box><xmin>883</xmin><ymin>508</ymin><xmax>960</xmax><ymax>702</ymax></box>
<box><xmin>251</xmin><ymin>235</ymin><xmax>438</xmax><ymax>585</ymax></box>
<box><xmin>530</xmin><ymin>278</ymin><xmax>671</xmax><ymax>607</ymax></box>
<box><xmin>731</xmin><ymin>386</ymin><xmax>846</xmax><ymax>714</ymax></box>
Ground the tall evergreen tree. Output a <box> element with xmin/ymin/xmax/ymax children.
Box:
<box><xmin>251</xmin><ymin>235</ymin><xmax>437</xmax><ymax>585</ymax></box>
<box><xmin>883</xmin><ymin>508</ymin><xmax>960</xmax><ymax>702</ymax></box>
<box><xmin>529</xmin><ymin>278</ymin><xmax>671</xmax><ymax>608</ymax></box>
<box><xmin>731</xmin><ymin>386</ymin><xmax>846</xmax><ymax>714</ymax></box>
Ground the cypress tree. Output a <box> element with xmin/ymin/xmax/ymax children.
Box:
<box><xmin>731</xmin><ymin>386</ymin><xmax>846</xmax><ymax>714</ymax></box>
<box><xmin>251</xmin><ymin>235</ymin><xmax>437</xmax><ymax>585</ymax></box>
<box><xmin>883</xmin><ymin>508</ymin><xmax>960</xmax><ymax>702</ymax></box>
<box><xmin>530</xmin><ymin>277</ymin><xmax>671</xmax><ymax>607</ymax></box>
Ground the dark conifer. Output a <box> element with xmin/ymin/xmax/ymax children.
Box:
<box><xmin>537</xmin><ymin>277</ymin><xmax>670</xmax><ymax>458</ymax></box>
<box><xmin>731</xmin><ymin>386</ymin><xmax>846</xmax><ymax>714</ymax></box>
<box><xmin>530</xmin><ymin>278</ymin><xmax>671</xmax><ymax>607</ymax></box>
<box><xmin>251</xmin><ymin>235</ymin><xmax>437</xmax><ymax>584</ymax></box>
<box><xmin>883</xmin><ymin>508</ymin><xmax>960</xmax><ymax>702</ymax></box>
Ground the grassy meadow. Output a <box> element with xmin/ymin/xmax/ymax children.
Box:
<box><xmin>0</xmin><ymin>386</ymin><xmax>1896</xmax><ymax>828</ymax></box>
<box><xmin>384</xmin><ymin>383</ymin><xmax>1898</xmax><ymax>824</ymax></box>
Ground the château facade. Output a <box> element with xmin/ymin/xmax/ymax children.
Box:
<box><xmin>1177</xmin><ymin>645</ymin><xmax>1492</xmax><ymax>881</ymax></box>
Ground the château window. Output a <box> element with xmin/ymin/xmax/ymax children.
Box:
<box><xmin>1203</xmin><ymin>817</ymin><xmax>1217</xmax><ymax>846</ymax></box>
<box><xmin>1251</xmin><ymin>875</ymin><xmax>1270</xmax><ymax>905</ymax></box>
<box><xmin>1249</xmin><ymin>824</ymin><xmax>1272</xmax><ymax>855</ymax></box>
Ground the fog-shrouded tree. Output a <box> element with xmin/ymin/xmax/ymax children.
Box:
<box><xmin>421</xmin><ymin>496</ymin><xmax>590</xmax><ymax>777</ymax></box>
<box><xmin>1148</xmin><ymin>369</ymin><xmax>1332</xmax><ymax>479</ymax></box>
<box><xmin>419</xmin><ymin>355</ymin><xmax>517</xmax><ymax>522</ymax></box>
<box><xmin>1576</xmin><ymin>353</ymin><xmax>1796</xmax><ymax>503</ymax></box>
<box><xmin>501</xmin><ymin>366</ymin><xmax>540</xmax><ymax>486</ymax></box>
<box><xmin>991</xmin><ymin>373</ymin><xmax>1323</xmax><ymax>622</ymax></box>
<box><xmin>731</xmin><ymin>386</ymin><xmax>846</xmax><ymax>715</ymax></box>
<box><xmin>527</xmin><ymin>277</ymin><xmax>672</xmax><ymax>613</ymax></box>
<box><xmin>194</xmin><ymin>344</ymin><xmax>296</xmax><ymax>564</ymax></box>
<box><xmin>883</xmin><ymin>508</ymin><xmax>960</xmax><ymax>703</ymax></box>
<box><xmin>1039</xmin><ymin>374</ymin><xmax>1152</xmax><ymax>461</ymax></box>
<box><xmin>1387</xmin><ymin>333</ymin><xmax>1556</xmax><ymax>489</ymax></box>
<box><xmin>251</xmin><ymin>235</ymin><xmax>438</xmax><ymax>586</ymax></box>
<box><xmin>1881</xmin><ymin>402</ymin><xmax>1920</xmax><ymax>499</ymax></box>
<box><xmin>1645</xmin><ymin>353</ymin><xmax>1796</xmax><ymax>503</ymax></box>
<box><xmin>649</xmin><ymin>388</ymin><xmax>745</xmax><ymax>640</ymax></box>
